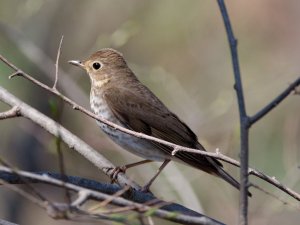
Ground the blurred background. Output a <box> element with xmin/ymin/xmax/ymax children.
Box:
<box><xmin>0</xmin><ymin>0</ymin><xmax>300</xmax><ymax>224</ymax></box>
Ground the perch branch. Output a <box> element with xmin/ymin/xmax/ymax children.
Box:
<box><xmin>0</xmin><ymin>166</ymin><xmax>223</xmax><ymax>225</ymax></box>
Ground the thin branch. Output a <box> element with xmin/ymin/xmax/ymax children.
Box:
<box><xmin>0</xmin><ymin>23</ymin><xmax>88</xmax><ymax>104</ymax></box>
<box><xmin>71</xmin><ymin>190</ymin><xmax>90</xmax><ymax>207</ymax></box>
<box><xmin>52</xmin><ymin>37</ymin><xmax>72</xmax><ymax>203</ymax></box>
<box><xmin>174</xmin><ymin>147</ymin><xmax>300</xmax><ymax>201</ymax></box>
<box><xmin>216</xmin><ymin>1</ymin><xmax>247</xmax><ymax>117</ymax></box>
<box><xmin>0</xmin><ymin>178</ymin><xmax>47</xmax><ymax>210</ymax></box>
<box><xmin>250</xmin><ymin>184</ymin><xmax>300</xmax><ymax>210</ymax></box>
<box><xmin>217</xmin><ymin>1</ymin><xmax>249</xmax><ymax>224</ymax></box>
<box><xmin>56</xmin><ymin>134</ymin><xmax>72</xmax><ymax>204</ymax></box>
<box><xmin>0</xmin><ymin>106</ymin><xmax>20</xmax><ymax>120</ymax></box>
<box><xmin>0</xmin><ymin>158</ymin><xmax>52</xmax><ymax>205</ymax></box>
<box><xmin>0</xmin><ymin>166</ymin><xmax>223</xmax><ymax>225</ymax></box>
<box><xmin>53</xmin><ymin>35</ymin><xmax>64</xmax><ymax>90</ymax></box>
<box><xmin>250</xmin><ymin>77</ymin><xmax>300</xmax><ymax>124</ymax></box>
<box><xmin>0</xmin><ymin>170</ymin><xmax>204</xmax><ymax>216</ymax></box>
<box><xmin>248</xmin><ymin>169</ymin><xmax>300</xmax><ymax>202</ymax></box>
<box><xmin>91</xmin><ymin>185</ymin><xmax>131</xmax><ymax>210</ymax></box>
<box><xmin>0</xmin><ymin>86</ymin><xmax>139</xmax><ymax>190</ymax></box>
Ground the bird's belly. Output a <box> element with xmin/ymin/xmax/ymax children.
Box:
<box><xmin>91</xmin><ymin>97</ymin><xmax>168</xmax><ymax>161</ymax></box>
<box><xmin>97</xmin><ymin>121</ymin><xmax>167</xmax><ymax>161</ymax></box>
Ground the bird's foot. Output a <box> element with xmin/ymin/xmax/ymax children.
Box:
<box><xmin>140</xmin><ymin>185</ymin><xmax>150</xmax><ymax>193</ymax></box>
<box><xmin>140</xmin><ymin>182</ymin><xmax>152</xmax><ymax>193</ymax></box>
<box><xmin>104</xmin><ymin>166</ymin><xmax>127</xmax><ymax>184</ymax></box>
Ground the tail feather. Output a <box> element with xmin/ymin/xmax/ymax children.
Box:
<box><xmin>188</xmin><ymin>143</ymin><xmax>252</xmax><ymax>197</ymax></box>
<box><xmin>209</xmin><ymin>158</ymin><xmax>252</xmax><ymax>197</ymax></box>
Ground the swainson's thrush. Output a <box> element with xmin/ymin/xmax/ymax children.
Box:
<box><xmin>69</xmin><ymin>48</ymin><xmax>249</xmax><ymax>195</ymax></box>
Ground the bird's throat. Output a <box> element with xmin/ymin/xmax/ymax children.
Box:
<box><xmin>91</xmin><ymin>77</ymin><xmax>111</xmax><ymax>88</ymax></box>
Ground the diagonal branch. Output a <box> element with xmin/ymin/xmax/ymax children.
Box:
<box><xmin>0</xmin><ymin>86</ymin><xmax>138</xmax><ymax>189</ymax></box>
<box><xmin>250</xmin><ymin>77</ymin><xmax>300</xmax><ymax>124</ymax></box>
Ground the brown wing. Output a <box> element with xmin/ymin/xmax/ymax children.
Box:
<box><xmin>102</xmin><ymin>86</ymin><xmax>222</xmax><ymax>172</ymax></box>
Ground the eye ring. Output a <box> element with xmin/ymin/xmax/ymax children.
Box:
<box><xmin>92</xmin><ymin>62</ymin><xmax>101</xmax><ymax>70</ymax></box>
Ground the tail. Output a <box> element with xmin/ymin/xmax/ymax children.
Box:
<box><xmin>216</xmin><ymin>166</ymin><xmax>252</xmax><ymax>197</ymax></box>
<box><xmin>209</xmin><ymin>158</ymin><xmax>252</xmax><ymax>197</ymax></box>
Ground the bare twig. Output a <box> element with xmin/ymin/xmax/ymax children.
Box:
<box><xmin>175</xmin><ymin>147</ymin><xmax>300</xmax><ymax>201</ymax></box>
<box><xmin>217</xmin><ymin>1</ymin><xmax>250</xmax><ymax>224</ymax></box>
<box><xmin>0</xmin><ymin>158</ymin><xmax>52</xmax><ymax>205</ymax></box>
<box><xmin>53</xmin><ymin>35</ymin><xmax>64</xmax><ymax>90</ymax></box>
<box><xmin>147</xmin><ymin>217</ymin><xmax>155</xmax><ymax>225</ymax></box>
<box><xmin>71</xmin><ymin>190</ymin><xmax>90</xmax><ymax>207</ymax></box>
<box><xmin>250</xmin><ymin>184</ymin><xmax>300</xmax><ymax>210</ymax></box>
<box><xmin>100</xmin><ymin>198</ymin><xmax>168</xmax><ymax>215</ymax></box>
<box><xmin>0</xmin><ymin>178</ymin><xmax>47</xmax><ymax>210</ymax></box>
<box><xmin>250</xmin><ymin>77</ymin><xmax>300</xmax><ymax>124</ymax></box>
<box><xmin>0</xmin><ymin>23</ymin><xmax>88</xmax><ymax>105</ymax></box>
<box><xmin>0</xmin><ymin>85</ymin><xmax>138</xmax><ymax>189</ymax></box>
<box><xmin>0</xmin><ymin>166</ymin><xmax>223</xmax><ymax>225</ymax></box>
<box><xmin>248</xmin><ymin>169</ymin><xmax>300</xmax><ymax>202</ymax></box>
<box><xmin>91</xmin><ymin>185</ymin><xmax>131</xmax><ymax>210</ymax></box>
<box><xmin>52</xmin><ymin>38</ymin><xmax>71</xmax><ymax>203</ymax></box>
<box><xmin>56</xmin><ymin>134</ymin><xmax>72</xmax><ymax>204</ymax></box>
<box><xmin>0</xmin><ymin>106</ymin><xmax>20</xmax><ymax>120</ymax></box>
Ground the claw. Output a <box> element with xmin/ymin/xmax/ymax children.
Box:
<box><xmin>104</xmin><ymin>166</ymin><xmax>127</xmax><ymax>183</ymax></box>
<box><xmin>140</xmin><ymin>185</ymin><xmax>150</xmax><ymax>193</ymax></box>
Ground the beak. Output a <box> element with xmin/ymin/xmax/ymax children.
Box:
<box><xmin>68</xmin><ymin>60</ymin><xmax>85</xmax><ymax>69</ymax></box>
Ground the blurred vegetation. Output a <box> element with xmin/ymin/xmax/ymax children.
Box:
<box><xmin>0</xmin><ymin>1</ymin><xmax>299</xmax><ymax>225</ymax></box>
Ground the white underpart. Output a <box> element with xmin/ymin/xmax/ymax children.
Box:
<box><xmin>92</xmin><ymin>77</ymin><xmax>110</xmax><ymax>88</ymax></box>
<box><xmin>90</xmin><ymin>91</ymin><xmax>169</xmax><ymax>161</ymax></box>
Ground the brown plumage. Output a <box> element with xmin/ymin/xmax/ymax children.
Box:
<box><xmin>69</xmin><ymin>48</ymin><xmax>251</xmax><ymax>196</ymax></box>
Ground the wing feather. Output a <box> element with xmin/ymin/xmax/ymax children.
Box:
<box><xmin>103</xmin><ymin>87</ymin><xmax>222</xmax><ymax>170</ymax></box>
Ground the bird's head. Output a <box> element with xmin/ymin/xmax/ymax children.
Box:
<box><xmin>69</xmin><ymin>48</ymin><xmax>131</xmax><ymax>88</ymax></box>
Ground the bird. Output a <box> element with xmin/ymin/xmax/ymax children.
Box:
<box><xmin>69</xmin><ymin>48</ymin><xmax>250</xmax><ymax>196</ymax></box>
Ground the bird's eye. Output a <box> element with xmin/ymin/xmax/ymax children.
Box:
<box><xmin>92</xmin><ymin>62</ymin><xmax>101</xmax><ymax>70</ymax></box>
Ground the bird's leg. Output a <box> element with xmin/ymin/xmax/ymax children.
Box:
<box><xmin>105</xmin><ymin>160</ymin><xmax>153</xmax><ymax>183</ymax></box>
<box><xmin>141</xmin><ymin>159</ymin><xmax>170</xmax><ymax>192</ymax></box>
<box><xmin>121</xmin><ymin>159</ymin><xmax>153</xmax><ymax>170</ymax></box>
